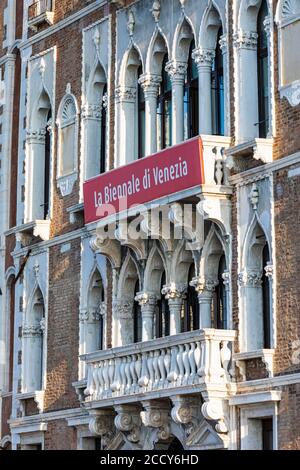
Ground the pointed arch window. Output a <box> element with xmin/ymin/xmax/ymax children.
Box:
<box><xmin>157</xmin><ymin>55</ymin><xmax>172</xmax><ymax>150</ymax></box>
<box><xmin>156</xmin><ymin>271</ymin><xmax>170</xmax><ymax>338</ymax></box>
<box><xmin>57</xmin><ymin>88</ymin><xmax>78</xmax><ymax>182</ymax></box>
<box><xmin>211</xmin><ymin>28</ymin><xmax>224</xmax><ymax>136</ymax></box>
<box><xmin>133</xmin><ymin>280</ymin><xmax>142</xmax><ymax>343</ymax></box>
<box><xmin>184</xmin><ymin>41</ymin><xmax>199</xmax><ymax>140</ymax></box>
<box><xmin>257</xmin><ymin>0</ymin><xmax>269</xmax><ymax>138</ymax></box>
<box><xmin>137</xmin><ymin>65</ymin><xmax>146</xmax><ymax>159</ymax></box>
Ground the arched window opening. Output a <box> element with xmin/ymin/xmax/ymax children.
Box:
<box><xmin>184</xmin><ymin>40</ymin><xmax>199</xmax><ymax>140</ymax></box>
<box><xmin>257</xmin><ymin>0</ymin><xmax>269</xmax><ymax>138</ymax></box>
<box><xmin>100</xmin><ymin>84</ymin><xmax>107</xmax><ymax>174</ymax></box>
<box><xmin>137</xmin><ymin>65</ymin><xmax>146</xmax><ymax>158</ymax></box>
<box><xmin>58</xmin><ymin>93</ymin><xmax>77</xmax><ymax>178</ymax></box>
<box><xmin>44</xmin><ymin>109</ymin><xmax>52</xmax><ymax>219</ymax></box>
<box><xmin>182</xmin><ymin>264</ymin><xmax>199</xmax><ymax>332</ymax></box>
<box><xmin>262</xmin><ymin>243</ymin><xmax>271</xmax><ymax>348</ymax></box>
<box><xmin>157</xmin><ymin>55</ymin><xmax>172</xmax><ymax>150</ymax></box>
<box><xmin>156</xmin><ymin>271</ymin><xmax>170</xmax><ymax>338</ymax></box>
<box><xmin>212</xmin><ymin>254</ymin><xmax>227</xmax><ymax>329</ymax></box>
<box><xmin>211</xmin><ymin>28</ymin><xmax>224</xmax><ymax>136</ymax></box>
<box><xmin>133</xmin><ymin>280</ymin><xmax>142</xmax><ymax>343</ymax></box>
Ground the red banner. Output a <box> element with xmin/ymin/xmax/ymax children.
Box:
<box><xmin>83</xmin><ymin>137</ymin><xmax>204</xmax><ymax>224</ymax></box>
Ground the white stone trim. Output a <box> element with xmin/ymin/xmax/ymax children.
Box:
<box><xmin>229</xmin><ymin>390</ymin><xmax>281</xmax><ymax>406</ymax></box>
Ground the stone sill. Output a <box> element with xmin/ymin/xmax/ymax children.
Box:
<box><xmin>28</xmin><ymin>12</ymin><xmax>54</xmax><ymax>32</ymax></box>
<box><xmin>67</xmin><ymin>203</ymin><xmax>84</xmax><ymax>224</ymax></box>
<box><xmin>16</xmin><ymin>390</ymin><xmax>45</xmax><ymax>413</ymax></box>
<box><xmin>226</xmin><ymin>138</ymin><xmax>273</xmax><ymax>164</ymax></box>
<box><xmin>5</xmin><ymin>220</ymin><xmax>51</xmax><ymax>246</ymax></box>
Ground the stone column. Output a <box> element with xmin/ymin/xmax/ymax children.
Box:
<box><xmin>161</xmin><ymin>284</ymin><xmax>186</xmax><ymax>335</ymax></box>
<box><xmin>190</xmin><ymin>277</ymin><xmax>217</xmax><ymax>328</ymax></box>
<box><xmin>22</xmin><ymin>321</ymin><xmax>44</xmax><ymax>392</ymax></box>
<box><xmin>113</xmin><ymin>298</ymin><xmax>134</xmax><ymax>346</ymax></box>
<box><xmin>81</xmin><ymin>104</ymin><xmax>102</xmax><ymax>180</ymax></box>
<box><xmin>79</xmin><ymin>307</ymin><xmax>103</xmax><ymax>354</ymax></box>
<box><xmin>115</xmin><ymin>86</ymin><xmax>137</xmax><ymax>166</ymax></box>
<box><xmin>138</xmin><ymin>74</ymin><xmax>161</xmax><ymax>156</ymax></box>
<box><xmin>135</xmin><ymin>292</ymin><xmax>157</xmax><ymax>341</ymax></box>
<box><xmin>165</xmin><ymin>60</ymin><xmax>187</xmax><ymax>145</ymax></box>
<box><xmin>233</xmin><ymin>31</ymin><xmax>258</xmax><ymax>143</ymax></box>
<box><xmin>26</xmin><ymin>129</ymin><xmax>47</xmax><ymax>221</ymax></box>
<box><xmin>222</xmin><ymin>270</ymin><xmax>231</xmax><ymax>329</ymax></box>
<box><xmin>219</xmin><ymin>34</ymin><xmax>229</xmax><ymax>136</ymax></box>
<box><xmin>192</xmin><ymin>48</ymin><xmax>215</xmax><ymax>135</ymax></box>
<box><xmin>238</xmin><ymin>270</ymin><xmax>263</xmax><ymax>351</ymax></box>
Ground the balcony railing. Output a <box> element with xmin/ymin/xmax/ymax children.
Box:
<box><xmin>82</xmin><ymin>329</ymin><xmax>236</xmax><ymax>406</ymax></box>
<box><xmin>28</xmin><ymin>0</ymin><xmax>54</xmax><ymax>30</ymax></box>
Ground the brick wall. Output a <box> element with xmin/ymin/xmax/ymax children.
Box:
<box><xmin>278</xmin><ymin>383</ymin><xmax>300</xmax><ymax>449</ymax></box>
<box><xmin>44</xmin><ymin>420</ymin><xmax>77</xmax><ymax>450</ymax></box>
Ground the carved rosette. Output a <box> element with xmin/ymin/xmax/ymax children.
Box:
<box><xmin>165</xmin><ymin>60</ymin><xmax>187</xmax><ymax>84</ymax></box>
<box><xmin>114</xmin><ymin>405</ymin><xmax>141</xmax><ymax>443</ymax></box>
<box><xmin>81</xmin><ymin>104</ymin><xmax>102</xmax><ymax>120</ymax></box>
<box><xmin>233</xmin><ymin>30</ymin><xmax>258</xmax><ymax>50</ymax></box>
<box><xmin>89</xmin><ymin>410</ymin><xmax>116</xmax><ymax>448</ymax></box>
<box><xmin>192</xmin><ymin>48</ymin><xmax>215</xmax><ymax>67</ymax></box>
<box><xmin>238</xmin><ymin>271</ymin><xmax>262</xmax><ymax>287</ymax></box>
<box><xmin>115</xmin><ymin>86</ymin><xmax>137</xmax><ymax>103</ymax></box>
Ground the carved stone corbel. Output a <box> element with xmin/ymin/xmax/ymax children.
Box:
<box><xmin>140</xmin><ymin>400</ymin><xmax>170</xmax><ymax>442</ymax></box>
<box><xmin>89</xmin><ymin>410</ymin><xmax>116</xmax><ymax>448</ymax></box>
<box><xmin>171</xmin><ymin>396</ymin><xmax>201</xmax><ymax>436</ymax></box>
<box><xmin>114</xmin><ymin>405</ymin><xmax>142</xmax><ymax>443</ymax></box>
<box><xmin>90</xmin><ymin>235</ymin><xmax>121</xmax><ymax>268</ymax></box>
<box><xmin>201</xmin><ymin>399</ymin><xmax>228</xmax><ymax>434</ymax></box>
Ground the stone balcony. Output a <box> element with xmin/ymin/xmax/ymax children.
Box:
<box><xmin>28</xmin><ymin>0</ymin><xmax>54</xmax><ymax>32</ymax></box>
<box><xmin>77</xmin><ymin>329</ymin><xmax>236</xmax><ymax>449</ymax></box>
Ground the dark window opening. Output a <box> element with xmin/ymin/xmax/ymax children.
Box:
<box><xmin>184</xmin><ymin>40</ymin><xmax>199</xmax><ymax>140</ymax></box>
<box><xmin>262</xmin><ymin>243</ymin><xmax>271</xmax><ymax>348</ymax></box>
<box><xmin>262</xmin><ymin>418</ymin><xmax>273</xmax><ymax>450</ymax></box>
<box><xmin>133</xmin><ymin>280</ymin><xmax>142</xmax><ymax>343</ymax></box>
<box><xmin>100</xmin><ymin>84</ymin><xmax>107</xmax><ymax>174</ymax></box>
<box><xmin>138</xmin><ymin>65</ymin><xmax>146</xmax><ymax>158</ymax></box>
<box><xmin>211</xmin><ymin>28</ymin><xmax>224</xmax><ymax>136</ymax></box>
<box><xmin>157</xmin><ymin>55</ymin><xmax>172</xmax><ymax>150</ymax></box>
<box><xmin>182</xmin><ymin>264</ymin><xmax>199</xmax><ymax>332</ymax></box>
<box><xmin>257</xmin><ymin>0</ymin><xmax>269</xmax><ymax>138</ymax></box>
<box><xmin>212</xmin><ymin>254</ymin><xmax>227</xmax><ymax>329</ymax></box>
<box><xmin>156</xmin><ymin>271</ymin><xmax>170</xmax><ymax>338</ymax></box>
<box><xmin>44</xmin><ymin>109</ymin><xmax>52</xmax><ymax>220</ymax></box>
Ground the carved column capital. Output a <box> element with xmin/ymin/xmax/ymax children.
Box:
<box><xmin>134</xmin><ymin>292</ymin><xmax>157</xmax><ymax>307</ymax></box>
<box><xmin>238</xmin><ymin>270</ymin><xmax>262</xmax><ymax>287</ymax></box>
<box><xmin>113</xmin><ymin>298</ymin><xmax>133</xmax><ymax>319</ymax></box>
<box><xmin>81</xmin><ymin>103</ymin><xmax>102</xmax><ymax>120</ymax></box>
<box><xmin>22</xmin><ymin>322</ymin><xmax>43</xmax><ymax>337</ymax></box>
<box><xmin>26</xmin><ymin>128</ymin><xmax>46</xmax><ymax>144</ymax></box>
<box><xmin>114</xmin><ymin>405</ymin><xmax>141</xmax><ymax>443</ymax></box>
<box><xmin>115</xmin><ymin>86</ymin><xmax>137</xmax><ymax>103</ymax></box>
<box><xmin>89</xmin><ymin>410</ymin><xmax>116</xmax><ymax>448</ymax></box>
<box><xmin>233</xmin><ymin>30</ymin><xmax>258</xmax><ymax>50</ymax></box>
<box><xmin>165</xmin><ymin>60</ymin><xmax>187</xmax><ymax>84</ymax></box>
<box><xmin>190</xmin><ymin>276</ymin><xmax>218</xmax><ymax>294</ymax></box>
<box><xmin>161</xmin><ymin>283</ymin><xmax>186</xmax><ymax>301</ymax></box>
<box><xmin>192</xmin><ymin>48</ymin><xmax>215</xmax><ymax>68</ymax></box>
<box><xmin>138</xmin><ymin>73</ymin><xmax>161</xmax><ymax>97</ymax></box>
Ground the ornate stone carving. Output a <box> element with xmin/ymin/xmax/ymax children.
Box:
<box><xmin>151</xmin><ymin>0</ymin><xmax>161</xmax><ymax>22</ymax></box>
<box><xmin>127</xmin><ymin>9</ymin><xmax>135</xmax><ymax>37</ymax></box>
<box><xmin>171</xmin><ymin>396</ymin><xmax>200</xmax><ymax>436</ymax></box>
<box><xmin>89</xmin><ymin>410</ymin><xmax>116</xmax><ymax>448</ymax></box>
<box><xmin>249</xmin><ymin>182</ymin><xmax>259</xmax><ymax>210</ymax></box>
<box><xmin>134</xmin><ymin>292</ymin><xmax>157</xmax><ymax>307</ymax></box>
<box><xmin>233</xmin><ymin>30</ymin><xmax>258</xmax><ymax>50</ymax></box>
<box><xmin>81</xmin><ymin>104</ymin><xmax>102</xmax><ymax>120</ymax></box>
<box><xmin>201</xmin><ymin>400</ymin><xmax>228</xmax><ymax>434</ymax></box>
<box><xmin>93</xmin><ymin>28</ymin><xmax>101</xmax><ymax>51</ymax></box>
<box><xmin>114</xmin><ymin>405</ymin><xmax>141</xmax><ymax>443</ymax></box>
<box><xmin>219</xmin><ymin>34</ymin><xmax>228</xmax><ymax>54</ymax></box>
<box><xmin>115</xmin><ymin>86</ymin><xmax>137</xmax><ymax>103</ymax></box>
<box><xmin>90</xmin><ymin>236</ymin><xmax>121</xmax><ymax>268</ymax></box>
<box><xmin>165</xmin><ymin>60</ymin><xmax>187</xmax><ymax>83</ymax></box>
<box><xmin>22</xmin><ymin>322</ymin><xmax>43</xmax><ymax>337</ymax></box>
<box><xmin>222</xmin><ymin>270</ymin><xmax>230</xmax><ymax>287</ymax></box>
<box><xmin>263</xmin><ymin>16</ymin><xmax>271</xmax><ymax>37</ymax></box>
<box><xmin>38</xmin><ymin>58</ymin><xmax>46</xmax><ymax>78</ymax></box>
<box><xmin>280</xmin><ymin>81</ymin><xmax>300</xmax><ymax>107</ymax></box>
<box><xmin>192</xmin><ymin>48</ymin><xmax>215</xmax><ymax>66</ymax></box>
<box><xmin>161</xmin><ymin>283</ymin><xmax>186</xmax><ymax>300</ymax></box>
<box><xmin>26</xmin><ymin>128</ymin><xmax>46</xmax><ymax>143</ymax></box>
<box><xmin>79</xmin><ymin>307</ymin><xmax>103</xmax><ymax>323</ymax></box>
<box><xmin>264</xmin><ymin>262</ymin><xmax>274</xmax><ymax>279</ymax></box>
<box><xmin>190</xmin><ymin>276</ymin><xmax>217</xmax><ymax>294</ymax></box>
<box><xmin>141</xmin><ymin>400</ymin><xmax>170</xmax><ymax>441</ymax></box>
<box><xmin>238</xmin><ymin>271</ymin><xmax>262</xmax><ymax>287</ymax></box>
<box><xmin>57</xmin><ymin>172</ymin><xmax>78</xmax><ymax>197</ymax></box>
<box><xmin>138</xmin><ymin>73</ymin><xmax>161</xmax><ymax>97</ymax></box>
<box><xmin>113</xmin><ymin>298</ymin><xmax>133</xmax><ymax>320</ymax></box>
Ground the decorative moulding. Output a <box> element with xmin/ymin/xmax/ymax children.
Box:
<box><xmin>280</xmin><ymin>81</ymin><xmax>300</xmax><ymax>107</ymax></box>
<box><xmin>57</xmin><ymin>172</ymin><xmax>78</xmax><ymax>197</ymax></box>
<box><xmin>233</xmin><ymin>349</ymin><xmax>275</xmax><ymax>381</ymax></box>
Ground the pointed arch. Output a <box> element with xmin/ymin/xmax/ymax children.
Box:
<box><xmin>199</xmin><ymin>3</ymin><xmax>223</xmax><ymax>50</ymax></box>
<box><xmin>170</xmin><ymin>239</ymin><xmax>194</xmax><ymax>285</ymax></box>
<box><xmin>144</xmin><ymin>243</ymin><xmax>167</xmax><ymax>295</ymax></box>
<box><xmin>241</xmin><ymin>213</ymin><xmax>271</xmax><ymax>270</ymax></box>
<box><xmin>30</xmin><ymin>86</ymin><xmax>52</xmax><ymax>130</ymax></box>
<box><xmin>172</xmin><ymin>15</ymin><xmax>195</xmax><ymax>62</ymax></box>
<box><xmin>200</xmin><ymin>223</ymin><xmax>227</xmax><ymax>279</ymax></box>
<box><xmin>119</xmin><ymin>44</ymin><xmax>143</xmax><ymax>88</ymax></box>
<box><xmin>146</xmin><ymin>28</ymin><xmax>169</xmax><ymax>75</ymax></box>
<box><xmin>117</xmin><ymin>251</ymin><xmax>141</xmax><ymax>300</ymax></box>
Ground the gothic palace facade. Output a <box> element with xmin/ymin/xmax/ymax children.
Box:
<box><xmin>0</xmin><ymin>0</ymin><xmax>300</xmax><ymax>451</ymax></box>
